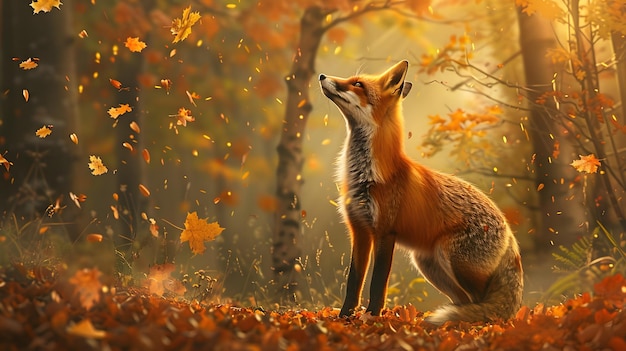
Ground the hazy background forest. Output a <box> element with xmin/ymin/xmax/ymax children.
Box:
<box><xmin>1</xmin><ymin>0</ymin><xmax>625</xmax><ymax>312</ymax></box>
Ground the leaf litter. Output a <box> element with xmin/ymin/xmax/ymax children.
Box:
<box><xmin>0</xmin><ymin>265</ymin><xmax>624</xmax><ymax>351</ymax></box>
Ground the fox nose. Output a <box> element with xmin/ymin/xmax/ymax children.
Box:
<box><xmin>319</xmin><ymin>74</ymin><xmax>326</xmax><ymax>81</ymax></box>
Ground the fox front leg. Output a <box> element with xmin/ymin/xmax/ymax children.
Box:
<box><xmin>340</xmin><ymin>228</ymin><xmax>373</xmax><ymax>317</ymax></box>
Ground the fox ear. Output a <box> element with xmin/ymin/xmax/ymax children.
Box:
<box><xmin>401</xmin><ymin>82</ymin><xmax>412</xmax><ymax>99</ymax></box>
<box><xmin>383</xmin><ymin>60</ymin><xmax>409</xmax><ymax>95</ymax></box>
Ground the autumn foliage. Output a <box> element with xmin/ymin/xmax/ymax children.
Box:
<box><xmin>1</xmin><ymin>265</ymin><xmax>625</xmax><ymax>350</ymax></box>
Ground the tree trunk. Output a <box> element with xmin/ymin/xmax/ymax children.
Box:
<box><xmin>273</xmin><ymin>6</ymin><xmax>326</xmax><ymax>304</ymax></box>
<box><xmin>0</xmin><ymin>1</ymin><xmax>79</xmax><ymax>233</ymax></box>
<box><xmin>517</xmin><ymin>9</ymin><xmax>588</xmax><ymax>252</ymax></box>
<box><xmin>112</xmin><ymin>0</ymin><xmax>155</xmax><ymax>271</ymax></box>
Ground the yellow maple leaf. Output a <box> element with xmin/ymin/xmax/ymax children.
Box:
<box><xmin>30</xmin><ymin>0</ymin><xmax>62</xmax><ymax>14</ymax></box>
<box><xmin>68</xmin><ymin>268</ymin><xmax>102</xmax><ymax>310</ymax></box>
<box><xmin>171</xmin><ymin>6</ymin><xmax>201</xmax><ymax>43</ymax></box>
<box><xmin>570</xmin><ymin>154</ymin><xmax>601</xmax><ymax>174</ymax></box>
<box><xmin>108</xmin><ymin>104</ymin><xmax>132</xmax><ymax>119</ymax></box>
<box><xmin>180</xmin><ymin>212</ymin><xmax>224</xmax><ymax>254</ymax></box>
<box><xmin>19</xmin><ymin>58</ymin><xmax>39</xmax><ymax>70</ymax></box>
<box><xmin>88</xmin><ymin>155</ymin><xmax>108</xmax><ymax>176</ymax></box>
<box><xmin>124</xmin><ymin>37</ymin><xmax>147</xmax><ymax>53</ymax></box>
<box><xmin>36</xmin><ymin>125</ymin><xmax>52</xmax><ymax>138</ymax></box>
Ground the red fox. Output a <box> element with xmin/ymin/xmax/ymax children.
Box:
<box><xmin>319</xmin><ymin>60</ymin><xmax>523</xmax><ymax>325</ymax></box>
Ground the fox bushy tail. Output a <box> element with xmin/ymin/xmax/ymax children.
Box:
<box><xmin>426</xmin><ymin>244</ymin><xmax>524</xmax><ymax>325</ymax></box>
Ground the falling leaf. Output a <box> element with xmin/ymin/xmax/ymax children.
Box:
<box><xmin>570</xmin><ymin>154</ymin><xmax>601</xmax><ymax>174</ymax></box>
<box><xmin>110</xmin><ymin>205</ymin><xmax>119</xmax><ymax>219</ymax></box>
<box><xmin>172</xmin><ymin>107</ymin><xmax>195</xmax><ymax>127</ymax></box>
<box><xmin>186</xmin><ymin>90</ymin><xmax>200</xmax><ymax>106</ymax></box>
<box><xmin>69</xmin><ymin>192</ymin><xmax>86</xmax><ymax>208</ymax></box>
<box><xmin>78</xmin><ymin>29</ymin><xmax>88</xmax><ymax>38</ymax></box>
<box><xmin>108</xmin><ymin>104</ymin><xmax>132</xmax><ymax>119</ymax></box>
<box><xmin>552</xmin><ymin>140</ymin><xmax>560</xmax><ymax>159</ymax></box>
<box><xmin>124</xmin><ymin>37</ymin><xmax>147</xmax><ymax>53</ymax></box>
<box><xmin>36</xmin><ymin>125</ymin><xmax>52</xmax><ymax>138</ymax></box>
<box><xmin>67</xmin><ymin>319</ymin><xmax>106</xmax><ymax>339</ymax></box>
<box><xmin>23</xmin><ymin>89</ymin><xmax>29</xmax><ymax>102</ymax></box>
<box><xmin>19</xmin><ymin>58</ymin><xmax>39</xmax><ymax>70</ymax></box>
<box><xmin>171</xmin><ymin>6</ymin><xmax>201</xmax><ymax>43</ymax></box>
<box><xmin>30</xmin><ymin>0</ymin><xmax>62</xmax><ymax>14</ymax></box>
<box><xmin>109</xmin><ymin>78</ymin><xmax>124</xmax><ymax>90</ymax></box>
<box><xmin>69</xmin><ymin>133</ymin><xmax>79</xmax><ymax>144</ymax></box>
<box><xmin>149</xmin><ymin>218</ymin><xmax>159</xmax><ymax>237</ymax></box>
<box><xmin>180</xmin><ymin>212</ymin><xmax>224</xmax><ymax>254</ymax></box>
<box><xmin>142</xmin><ymin>149</ymin><xmax>150</xmax><ymax>164</ymax></box>
<box><xmin>138</xmin><ymin>183</ymin><xmax>150</xmax><ymax>197</ymax></box>
<box><xmin>159</xmin><ymin>79</ymin><xmax>172</xmax><ymax>94</ymax></box>
<box><xmin>129</xmin><ymin>121</ymin><xmax>141</xmax><ymax>133</ymax></box>
<box><xmin>68</xmin><ymin>268</ymin><xmax>102</xmax><ymax>310</ymax></box>
<box><xmin>88</xmin><ymin>155</ymin><xmax>108</xmax><ymax>176</ymax></box>
<box><xmin>86</xmin><ymin>234</ymin><xmax>103</xmax><ymax>242</ymax></box>
<box><xmin>0</xmin><ymin>154</ymin><xmax>11</xmax><ymax>172</ymax></box>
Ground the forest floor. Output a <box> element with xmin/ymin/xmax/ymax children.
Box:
<box><xmin>0</xmin><ymin>265</ymin><xmax>625</xmax><ymax>351</ymax></box>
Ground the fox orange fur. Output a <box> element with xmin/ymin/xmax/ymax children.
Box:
<box><xmin>319</xmin><ymin>60</ymin><xmax>523</xmax><ymax>325</ymax></box>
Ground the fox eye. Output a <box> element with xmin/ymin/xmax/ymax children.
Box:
<box><xmin>353</xmin><ymin>81</ymin><xmax>363</xmax><ymax>88</ymax></box>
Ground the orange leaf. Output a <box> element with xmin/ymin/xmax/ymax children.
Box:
<box><xmin>129</xmin><ymin>121</ymin><xmax>141</xmax><ymax>133</ymax></box>
<box><xmin>180</xmin><ymin>212</ymin><xmax>224</xmax><ymax>254</ymax></box>
<box><xmin>30</xmin><ymin>0</ymin><xmax>62</xmax><ymax>14</ymax></box>
<box><xmin>108</xmin><ymin>104</ymin><xmax>132</xmax><ymax>119</ymax></box>
<box><xmin>172</xmin><ymin>107</ymin><xmax>194</xmax><ymax>127</ymax></box>
<box><xmin>109</xmin><ymin>78</ymin><xmax>124</xmax><ymax>90</ymax></box>
<box><xmin>186</xmin><ymin>90</ymin><xmax>200</xmax><ymax>106</ymax></box>
<box><xmin>36</xmin><ymin>125</ymin><xmax>52</xmax><ymax>138</ymax></box>
<box><xmin>67</xmin><ymin>319</ymin><xmax>106</xmax><ymax>339</ymax></box>
<box><xmin>570</xmin><ymin>154</ymin><xmax>601</xmax><ymax>174</ymax></box>
<box><xmin>552</xmin><ymin>140</ymin><xmax>560</xmax><ymax>159</ymax></box>
<box><xmin>149</xmin><ymin>218</ymin><xmax>159</xmax><ymax>237</ymax></box>
<box><xmin>146</xmin><ymin>263</ymin><xmax>186</xmax><ymax>296</ymax></box>
<box><xmin>86</xmin><ymin>234</ymin><xmax>103</xmax><ymax>242</ymax></box>
<box><xmin>171</xmin><ymin>6</ymin><xmax>201</xmax><ymax>43</ymax></box>
<box><xmin>142</xmin><ymin>149</ymin><xmax>150</xmax><ymax>164</ymax></box>
<box><xmin>0</xmin><ymin>154</ymin><xmax>11</xmax><ymax>172</ymax></box>
<box><xmin>19</xmin><ymin>58</ymin><xmax>39</xmax><ymax>70</ymax></box>
<box><xmin>138</xmin><ymin>183</ymin><xmax>150</xmax><ymax>197</ymax></box>
<box><xmin>68</xmin><ymin>268</ymin><xmax>102</xmax><ymax>310</ymax></box>
<box><xmin>69</xmin><ymin>133</ymin><xmax>79</xmax><ymax>144</ymax></box>
<box><xmin>124</xmin><ymin>37</ymin><xmax>147</xmax><ymax>53</ymax></box>
<box><xmin>88</xmin><ymin>155</ymin><xmax>108</xmax><ymax>176</ymax></box>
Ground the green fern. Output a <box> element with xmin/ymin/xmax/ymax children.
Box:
<box><xmin>543</xmin><ymin>223</ymin><xmax>625</xmax><ymax>304</ymax></box>
<box><xmin>551</xmin><ymin>236</ymin><xmax>592</xmax><ymax>273</ymax></box>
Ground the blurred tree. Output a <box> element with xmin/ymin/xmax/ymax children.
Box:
<box><xmin>0</xmin><ymin>1</ymin><xmax>80</xmax><ymax>234</ymax></box>
<box><xmin>517</xmin><ymin>8</ymin><xmax>588</xmax><ymax>251</ymax></box>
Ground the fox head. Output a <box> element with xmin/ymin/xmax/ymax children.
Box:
<box><xmin>319</xmin><ymin>60</ymin><xmax>412</xmax><ymax>129</ymax></box>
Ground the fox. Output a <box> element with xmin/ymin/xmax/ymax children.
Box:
<box><xmin>318</xmin><ymin>60</ymin><xmax>523</xmax><ymax>325</ymax></box>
